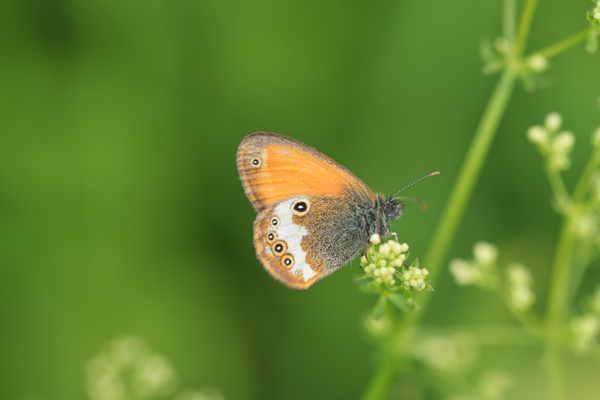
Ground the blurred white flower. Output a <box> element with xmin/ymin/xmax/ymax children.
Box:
<box><xmin>86</xmin><ymin>336</ymin><xmax>178</xmax><ymax>400</ymax></box>
<box><xmin>527</xmin><ymin>53</ymin><xmax>548</xmax><ymax>73</ymax></box>
<box><xmin>412</xmin><ymin>333</ymin><xmax>478</xmax><ymax>373</ymax></box>
<box><xmin>449</xmin><ymin>259</ymin><xmax>482</xmax><ymax>286</ymax></box>
<box><xmin>571</xmin><ymin>314</ymin><xmax>600</xmax><ymax>351</ymax></box>
<box><xmin>544</xmin><ymin>112</ymin><xmax>562</xmax><ymax>132</ymax></box>
<box><xmin>473</xmin><ymin>241</ymin><xmax>498</xmax><ymax>266</ymax></box>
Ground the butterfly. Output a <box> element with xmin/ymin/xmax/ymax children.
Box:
<box><xmin>237</xmin><ymin>132</ymin><xmax>438</xmax><ymax>289</ymax></box>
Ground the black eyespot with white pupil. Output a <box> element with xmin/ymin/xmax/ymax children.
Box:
<box><xmin>272</xmin><ymin>240</ymin><xmax>287</xmax><ymax>256</ymax></box>
<box><xmin>270</xmin><ymin>216</ymin><xmax>279</xmax><ymax>227</ymax></box>
<box><xmin>266</xmin><ymin>231</ymin><xmax>277</xmax><ymax>244</ymax></box>
<box><xmin>294</xmin><ymin>202</ymin><xmax>307</xmax><ymax>212</ymax></box>
<box><xmin>250</xmin><ymin>157</ymin><xmax>261</xmax><ymax>167</ymax></box>
<box><xmin>291</xmin><ymin>200</ymin><xmax>310</xmax><ymax>216</ymax></box>
<box><xmin>281</xmin><ymin>254</ymin><xmax>294</xmax><ymax>269</ymax></box>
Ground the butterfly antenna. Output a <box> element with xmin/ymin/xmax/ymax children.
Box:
<box><xmin>392</xmin><ymin>171</ymin><xmax>440</xmax><ymax>199</ymax></box>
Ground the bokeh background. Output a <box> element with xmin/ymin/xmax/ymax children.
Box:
<box><xmin>1</xmin><ymin>1</ymin><xmax>599</xmax><ymax>399</ymax></box>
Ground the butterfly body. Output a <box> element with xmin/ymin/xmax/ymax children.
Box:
<box><xmin>237</xmin><ymin>132</ymin><xmax>407</xmax><ymax>289</ymax></box>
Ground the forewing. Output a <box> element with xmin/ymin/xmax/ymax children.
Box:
<box><xmin>254</xmin><ymin>194</ymin><xmax>364</xmax><ymax>289</ymax></box>
<box><xmin>237</xmin><ymin>132</ymin><xmax>374</xmax><ymax>212</ymax></box>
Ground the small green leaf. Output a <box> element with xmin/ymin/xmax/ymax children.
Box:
<box><xmin>372</xmin><ymin>296</ymin><xmax>387</xmax><ymax>320</ymax></box>
<box><xmin>403</xmin><ymin>289</ymin><xmax>413</xmax><ymax>306</ymax></box>
<box><xmin>354</xmin><ymin>278</ymin><xmax>377</xmax><ymax>294</ymax></box>
<box><xmin>387</xmin><ymin>293</ymin><xmax>411</xmax><ymax>312</ymax></box>
<box><xmin>409</xmin><ymin>258</ymin><xmax>420</xmax><ymax>269</ymax></box>
<box><xmin>353</xmin><ymin>273</ymin><xmax>369</xmax><ymax>280</ymax></box>
<box><xmin>368</xmin><ymin>281</ymin><xmax>382</xmax><ymax>291</ymax></box>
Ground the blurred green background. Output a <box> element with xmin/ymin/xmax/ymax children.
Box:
<box><xmin>1</xmin><ymin>0</ymin><xmax>599</xmax><ymax>399</ymax></box>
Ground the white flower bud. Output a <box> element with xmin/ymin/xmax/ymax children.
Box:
<box><xmin>370</xmin><ymin>234</ymin><xmax>381</xmax><ymax>244</ymax></box>
<box><xmin>544</xmin><ymin>112</ymin><xmax>562</xmax><ymax>132</ymax></box>
<box><xmin>506</xmin><ymin>263</ymin><xmax>532</xmax><ymax>286</ymax></box>
<box><xmin>552</xmin><ymin>132</ymin><xmax>575</xmax><ymax>153</ymax></box>
<box><xmin>527</xmin><ymin>125</ymin><xmax>548</xmax><ymax>144</ymax></box>
<box><xmin>449</xmin><ymin>259</ymin><xmax>480</xmax><ymax>286</ymax></box>
<box><xmin>401</xmin><ymin>243</ymin><xmax>409</xmax><ymax>252</ymax></box>
<box><xmin>527</xmin><ymin>53</ymin><xmax>548</xmax><ymax>73</ymax></box>
<box><xmin>473</xmin><ymin>241</ymin><xmax>498</xmax><ymax>265</ymax></box>
<box><xmin>379</xmin><ymin>243</ymin><xmax>391</xmax><ymax>256</ymax></box>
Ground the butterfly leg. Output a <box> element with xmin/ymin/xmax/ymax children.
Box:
<box><xmin>391</xmin><ymin>232</ymin><xmax>399</xmax><ymax>243</ymax></box>
<box><xmin>361</xmin><ymin>216</ymin><xmax>369</xmax><ymax>263</ymax></box>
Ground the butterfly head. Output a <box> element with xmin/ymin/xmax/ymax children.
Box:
<box><xmin>383</xmin><ymin>196</ymin><xmax>405</xmax><ymax>223</ymax></box>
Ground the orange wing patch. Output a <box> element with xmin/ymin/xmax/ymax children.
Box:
<box><xmin>237</xmin><ymin>132</ymin><xmax>374</xmax><ymax>212</ymax></box>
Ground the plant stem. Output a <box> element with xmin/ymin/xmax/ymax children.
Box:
<box><xmin>543</xmin><ymin>147</ymin><xmax>600</xmax><ymax>399</ymax></box>
<box><xmin>359</xmin><ymin>357</ymin><xmax>397</xmax><ymax>400</ymax></box>
<box><xmin>572</xmin><ymin>147</ymin><xmax>600</xmax><ymax>202</ymax></box>
<box><xmin>504</xmin><ymin>0</ymin><xmax>517</xmax><ymax>48</ymax></box>
<box><xmin>537</xmin><ymin>27</ymin><xmax>595</xmax><ymax>59</ymax></box>
<box><xmin>421</xmin><ymin>69</ymin><xmax>516</xmax><ymax>293</ymax></box>
<box><xmin>515</xmin><ymin>0</ymin><xmax>539</xmax><ymax>57</ymax></box>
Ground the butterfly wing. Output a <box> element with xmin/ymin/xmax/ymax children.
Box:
<box><xmin>254</xmin><ymin>194</ymin><xmax>364</xmax><ymax>289</ymax></box>
<box><xmin>237</xmin><ymin>132</ymin><xmax>374</xmax><ymax>212</ymax></box>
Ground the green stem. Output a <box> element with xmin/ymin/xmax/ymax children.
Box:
<box><xmin>572</xmin><ymin>147</ymin><xmax>600</xmax><ymax>202</ymax></box>
<box><xmin>545</xmin><ymin>165</ymin><xmax>571</xmax><ymax>212</ymax></box>
<box><xmin>359</xmin><ymin>357</ymin><xmax>397</xmax><ymax>400</ymax></box>
<box><xmin>543</xmin><ymin>148</ymin><xmax>600</xmax><ymax>400</ymax></box>
<box><xmin>545</xmin><ymin>147</ymin><xmax>600</xmax><ymax>336</ymax></box>
<box><xmin>420</xmin><ymin>69</ymin><xmax>516</xmax><ymax>293</ymax></box>
<box><xmin>504</xmin><ymin>0</ymin><xmax>517</xmax><ymax>48</ymax></box>
<box><xmin>536</xmin><ymin>27</ymin><xmax>595</xmax><ymax>59</ymax></box>
<box><xmin>515</xmin><ymin>0</ymin><xmax>539</xmax><ymax>57</ymax></box>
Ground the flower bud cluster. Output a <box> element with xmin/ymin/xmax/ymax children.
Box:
<box><xmin>527</xmin><ymin>112</ymin><xmax>575</xmax><ymax>172</ymax></box>
<box><xmin>86</xmin><ymin>336</ymin><xmax>179</xmax><ymax>400</ymax></box>
<box><xmin>570</xmin><ymin>286</ymin><xmax>600</xmax><ymax>352</ymax></box>
<box><xmin>361</xmin><ymin>239</ymin><xmax>407</xmax><ymax>287</ymax></box>
<box><xmin>571</xmin><ymin>314</ymin><xmax>600</xmax><ymax>352</ymax></box>
<box><xmin>506</xmin><ymin>263</ymin><xmax>536</xmax><ymax>311</ymax></box>
<box><xmin>361</xmin><ymin>236</ymin><xmax>432</xmax><ymax>292</ymax></box>
<box><xmin>449</xmin><ymin>241</ymin><xmax>498</xmax><ymax>287</ymax></box>
<box><xmin>449</xmin><ymin>242</ymin><xmax>536</xmax><ymax>311</ymax></box>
